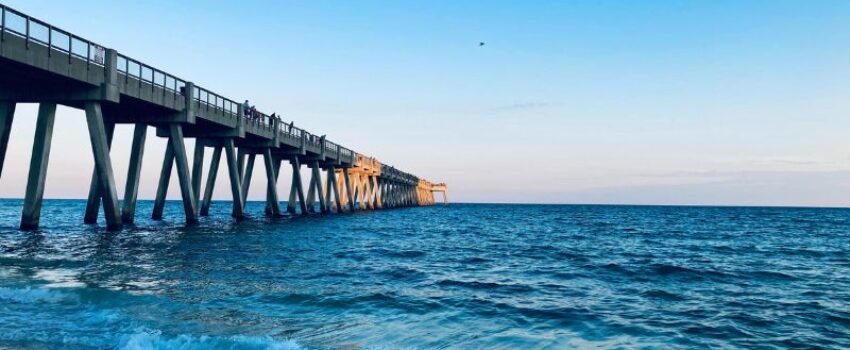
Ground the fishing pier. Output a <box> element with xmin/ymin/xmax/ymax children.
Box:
<box><xmin>0</xmin><ymin>4</ymin><xmax>448</xmax><ymax>230</ymax></box>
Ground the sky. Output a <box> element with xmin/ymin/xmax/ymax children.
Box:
<box><xmin>2</xmin><ymin>0</ymin><xmax>850</xmax><ymax>206</ymax></box>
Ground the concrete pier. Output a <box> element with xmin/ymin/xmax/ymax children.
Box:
<box><xmin>0</xmin><ymin>4</ymin><xmax>447</xmax><ymax>230</ymax></box>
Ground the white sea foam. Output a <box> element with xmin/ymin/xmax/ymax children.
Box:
<box><xmin>0</xmin><ymin>286</ymin><xmax>74</xmax><ymax>304</ymax></box>
<box><xmin>118</xmin><ymin>328</ymin><xmax>305</xmax><ymax>350</ymax></box>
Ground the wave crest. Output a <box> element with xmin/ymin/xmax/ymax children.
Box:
<box><xmin>118</xmin><ymin>328</ymin><xmax>304</xmax><ymax>350</ymax></box>
<box><xmin>0</xmin><ymin>286</ymin><xmax>75</xmax><ymax>304</ymax></box>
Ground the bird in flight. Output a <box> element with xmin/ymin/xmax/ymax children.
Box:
<box><xmin>479</xmin><ymin>42</ymin><xmax>485</xmax><ymax>47</ymax></box>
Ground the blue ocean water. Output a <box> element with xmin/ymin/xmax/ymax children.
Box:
<box><xmin>0</xmin><ymin>200</ymin><xmax>848</xmax><ymax>349</ymax></box>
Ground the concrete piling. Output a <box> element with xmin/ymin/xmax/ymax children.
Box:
<box><xmin>122</xmin><ymin>125</ymin><xmax>147</xmax><ymax>223</ymax></box>
<box><xmin>20</xmin><ymin>103</ymin><xmax>56</xmax><ymax>230</ymax></box>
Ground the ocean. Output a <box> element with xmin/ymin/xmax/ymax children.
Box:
<box><xmin>0</xmin><ymin>200</ymin><xmax>848</xmax><ymax>349</ymax></box>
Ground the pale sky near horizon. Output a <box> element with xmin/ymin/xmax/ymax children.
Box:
<box><xmin>1</xmin><ymin>0</ymin><xmax>850</xmax><ymax>207</ymax></box>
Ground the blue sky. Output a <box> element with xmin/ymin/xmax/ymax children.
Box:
<box><xmin>2</xmin><ymin>0</ymin><xmax>850</xmax><ymax>206</ymax></box>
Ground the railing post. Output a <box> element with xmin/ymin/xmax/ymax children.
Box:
<box><xmin>1</xmin><ymin>6</ymin><xmax>5</xmax><ymax>42</ymax></box>
<box><xmin>271</xmin><ymin>117</ymin><xmax>279</xmax><ymax>144</ymax></box>
<box><xmin>25</xmin><ymin>16</ymin><xmax>29</xmax><ymax>49</ymax></box>
<box><xmin>183</xmin><ymin>81</ymin><xmax>196</xmax><ymax>124</ymax></box>
<box><xmin>100</xmin><ymin>49</ymin><xmax>119</xmax><ymax>102</ymax></box>
<box><xmin>236</xmin><ymin>100</ymin><xmax>245</xmax><ymax>137</ymax></box>
<box><xmin>104</xmin><ymin>49</ymin><xmax>117</xmax><ymax>85</ymax></box>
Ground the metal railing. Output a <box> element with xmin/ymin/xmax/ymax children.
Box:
<box><xmin>304</xmin><ymin>131</ymin><xmax>322</xmax><ymax>149</ymax></box>
<box><xmin>326</xmin><ymin>140</ymin><xmax>340</xmax><ymax>155</ymax></box>
<box><xmin>0</xmin><ymin>4</ymin><xmax>384</xmax><ymax>173</ymax></box>
<box><xmin>278</xmin><ymin>122</ymin><xmax>303</xmax><ymax>139</ymax></box>
<box><xmin>194</xmin><ymin>85</ymin><xmax>238</xmax><ymax>116</ymax></box>
<box><xmin>242</xmin><ymin>108</ymin><xmax>275</xmax><ymax>130</ymax></box>
<box><xmin>340</xmin><ymin>147</ymin><xmax>353</xmax><ymax>160</ymax></box>
<box><xmin>1</xmin><ymin>4</ymin><xmax>106</xmax><ymax>66</ymax></box>
<box><xmin>117</xmin><ymin>54</ymin><xmax>186</xmax><ymax>96</ymax></box>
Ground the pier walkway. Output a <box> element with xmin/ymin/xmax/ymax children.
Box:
<box><xmin>0</xmin><ymin>4</ymin><xmax>447</xmax><ymax>230</ymax></box>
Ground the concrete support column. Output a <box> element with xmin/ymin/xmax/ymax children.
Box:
<box><xmin>342</xmin><ymin>167</ymin><xmax>355</xmax><ymax>212</ymax></box>
<box><xmin>0</xmin><ymin>103</ymin><xmax>16</xmax><ymax>179</ymax></box>
<box><xmin>263</xmin><ymin>148</ymin><xmax>281</xmax><ymax>216</ymax></box>
<box><xmin>372</xmin><ymin>176</ymin><xmax>382</xmax><ymax>209</ymax></box>
<box><xmin>237</xmin><ymin>148</ymin><xmax>246</xmax><ymax>183</ymax></box>
<box><xmin>356</xmin><ymin>172</ymin><xmax>369</xmax><ymax>210</ymax></box>
<box><xmin>326</xmin><ymin>167</ymin><xmax>343</xmax><ymax>213</ymax></box>
<box><xmin>168</xmin><ymin>124</ymin><xmax>198</xmax><ymax>224</ymax></box>
<box><xmin>200</xmin><ymin>146</ymin><xmax>222</xmax><ymax>216</ymax></box>
<box><xmin>323</xmin><ymin>168</ymin><xmax>332</xmax><ymax>211</ymax></box>
<box><xmin>152</xmin><ymin>142</ymin><xmax>174</xmax><ymax>220</ymax></box>
<box><xmin>265</xmin><ymin>156</ymin><xmax>282</xmax><ymax>216</ymax></box>
<box><xmin>83</xmin><ymin>122</ymin><xmax>115</xmax><ymax>224</ymax></box>
<box><xmin>387</xmin><ymin>183</ymin><xmax>393</xmax><ymax>208</ymax></box>
<box><xmin>384</xmin><ymin>182</ymin><xmax>391</xmax><ymax>208</ymax></box>
<box><xmin>287</xmin><ymin>156</ymin><xmax>308</xmax><ymax>215</ymax></box>
<box><xmin>361</xmin><ymin>174</ymin><xmax>371</xmax><ymax>210</ymax></box>
<box><xmin>191</xmin><ymin>141</ymin><xmax>205</xmax><ymax>209</ymax></box>
<box><xmin>305</xmin><ymin>164</ymin><xmax>317</xmax><ymax>213</ymax></box>
<box><xmin>223</xmin><ymin>139</ymin><xmax>244</xmax><ymax>218</ymax></box>
<box><xmin>391</xmin><ymin>183</ymin><xmax>399</xmax><ymax>208</ymax></box>
<box><xmin>121</xmin><ymin>124</ymin><xmax>147</xmax><ymax>223</ymax></box>
<box><xmin>310</xmin><ymin>161</ymin><xmax>327</xmax><ymax>213</ymax></box>
<box><xmin>84</xmin><ymin>102</ymin><xmax>122</xmax><ymax>230</ymax></box>
<box><xmin>20</xmin><ymin>103</ymin><xmax>57</xmax><ymax>230</ymax></box>
<box><xmin>240</xmin><ymin>153</ymin><xmax>256</xmax><ymax>207</ymax></box>
<box><xmin>333</xmin><ymin>168</ymin><xmax>347</xmax><ymax>213</ymax></box>
<box><xmin>287</xmin><ymin>165</ymin><xmax>298</xmax><ymax>214</ymax></box>
<box><xmin>151</xmin><ymin>125</ymin><xmax>197</xmax><ymax>223</ymax></box>
<box><xmin>379</xmin><ymin>179</ymin><xmax>387</xmax><ymax>208</ymax></box>
<box><xmin>404</xmin><ymin>185</ymin><xmax>410</xmax><ymax>207</ymax></box>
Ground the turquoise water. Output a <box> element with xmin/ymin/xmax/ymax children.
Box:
<box><xmin>0</xmin><ymin>200</ymin><xmax>848</xmax><ymax>349</ymax></box>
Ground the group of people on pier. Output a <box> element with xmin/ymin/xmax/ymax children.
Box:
<box><xmin>242</xmin><ymin>99</ymin><xmax>282</xmax><ymax>126</ymax></box>
<box><xmin>243</xmin><ymin>100</ymin><xmax>298</xmax><ymax>133</ymax></box>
